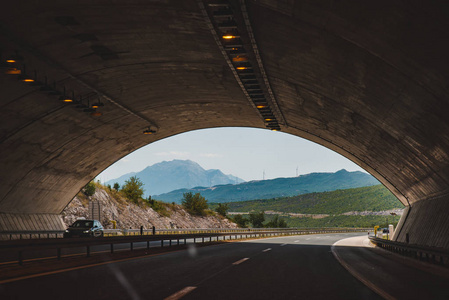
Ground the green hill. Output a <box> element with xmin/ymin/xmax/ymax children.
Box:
<box><xmin>155</xmin><ymin>169</ymin><xmax>379</xmax><ymax>203</ymax></box>
<box><xmin>211</xmin><ymin>185</ymin><xmax>403</xmax><ymax>214</ymax></box>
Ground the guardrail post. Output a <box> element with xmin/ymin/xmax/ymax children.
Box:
<box><xmin>161</xmin><ymin>240</ymin><xmax>164</xmax><ymax>247</ymax></box>
<box><xmin>86</xmin><ymin>246</ymin><xmax>90</xmax><ymax>257</ymax></box>
<box><xmin>169</xmin><ymin>240</ymin><xmax>172</xmax><ymax>247</ymax></box>
<box><xmin>177</xmin><ymin>239</ymin><xmax>180</xmax><ymax>246</ymax></box>
<box><xmin>147</xmin><ymin>241</ymin><xmax>150</xmax><ymax>249</ymax></box>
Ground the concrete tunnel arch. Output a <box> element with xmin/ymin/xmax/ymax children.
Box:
<box><xmin>1</xmin><ymin>0</ymin><xmax>449</xmax><ymax>248</ymax></box>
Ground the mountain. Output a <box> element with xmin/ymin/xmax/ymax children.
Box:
<box><xmin>105</xmin><ymin>160</ymin><xmax>245</xmax><ymax>197</ymax></box>
<box><xmin>155</xmin><ymin>169</ymin><xmax>380</xmax><ymax>203</ymax></box>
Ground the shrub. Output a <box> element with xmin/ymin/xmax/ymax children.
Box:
<box><xmin>232</xmin><ymin>214</ymin><xmax>248</xmax><ymax>228</ymax></box>
<box><xmin>249</xmin><ymin>211</ymin><xmax>265</xmax><ymax>228</ymax></box>
<box><xmin>113</xmin><ymin>182</ymin><xmax>120</xmax><ymax>191</ymax></box>
<box><xmin>182</xmin><ymin>192</ymin><xmax>208</xmax><ymax>216</ymax></box>
<box><xmin>265</xmin><ymin>215</ymin><xmax>288</xmax><ymax>228</ymax></box>
<box><xmin>83</xmin><ymin>181</ymin><xmax>96</xmax><ymax>197</ymax></box>
<box><xmin>121</xmin><ymin>176</ymin><xmax>144</xmax><ymax>203</ymax></box>
<box><xmin>215</xmin><ymin>203</ymin><xmax>229</xmax><ymax>217</ymax></box>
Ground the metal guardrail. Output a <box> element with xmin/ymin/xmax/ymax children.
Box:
<box><xmin>0</xmin><ymin>228</ymin><xmax>371</xmax><ymax>265</ymax></box>
<box><xmin>0</xmin><ymin>227</ymin><xmax>372</xmax><ymax>239</ymax></box>
<box><xmin>369</xmin><ymin>237</ymin><xmax>449</xmax><ymax>267</ymax></box>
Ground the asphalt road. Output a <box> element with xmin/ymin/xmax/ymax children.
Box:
<box><xmin>1</xmin><ymin>233</ymin><xmax>384</xmax><ymax>299</ymax></box>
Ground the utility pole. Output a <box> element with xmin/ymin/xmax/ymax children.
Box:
<box><xmin>296</xmin><ymin>166</ymin><xmax>299</xmax><ymax>177</ymax></box>
<box><xmin>263</xmin><ymin>170</ymin><xmax>265</xmax><ymax>180</ymax></box>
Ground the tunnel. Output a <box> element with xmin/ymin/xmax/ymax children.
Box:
<box><xmin>1</xmin><ymin>0</ymin><xmax>449</xmax><ymax>248</ymax></box>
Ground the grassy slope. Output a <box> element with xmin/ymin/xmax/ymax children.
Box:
<box><xmin>211</xmin><ymin>185</ymin><xmax>402</xmax><ymax>214</ymax></box>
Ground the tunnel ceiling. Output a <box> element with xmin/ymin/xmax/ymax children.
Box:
<box><xmin>1</xmin><ymin>0</ymin><xmax>449</xmax><ymax>214</ymax></box>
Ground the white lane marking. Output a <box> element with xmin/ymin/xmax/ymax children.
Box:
<box><xmin>280</xmin><ymin>243</ymin><xmax>287</xmax><ymax>247</ymax></box>
<box><xmin>294</xmin><ymin>240</ymin><xmax>300</xmax><ymax>243</ymax></box>
<box><xmin>232</xmin><ymin>258</ymin><xmax>249</xmax><ymax>265</ymax></box>
<box><xmin>306</xmin><ymin>238</ymin><xmax>311</xmax><ymax>240</ymax></box>
<box><xmin>164</xmin><ymin>286</ymin><xmax>197</xmax><ymax>300</ymax></box>
<box><xmin>262</xmin><ymin>248</ymin><xmax>272</xmax><ymax>252</ymax></box>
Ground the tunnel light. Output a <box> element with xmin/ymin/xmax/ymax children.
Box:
<box><xmin>143</xmin><ymin>128</ymin><xmax>156</xmax><ymax>135</ymax></box>
<box><xmin>236</xmin><ymin>66</ymin><xmax>248</xmax><ymax>70</ymax></box>
<box><xmin>22</xmin><ymin>78</ymin><xmax>35</xmax><ymax>83</ymax></box>
<box><xmin>59</xmin><ymin>95</ymin><xmax>74</xmax><ymax>103</ymax></box>
<box><xmin>265</xmin><ymin>118</ymin><xmax>273</xmax><ymax>121</ymax></box>
<box><xmin>6</xmin><ymin>59</ymin><xmax>16</xmax><ymax>63</ymax></box>
<box><xmin>92</xmin><ymin>103</ymin><xmax>102</xmax><ymax>109</ymax></box>
<box><xmin>256</xmin><ymin>105</ymin><xmax>267</xmax><ymax>109</ymax></box>
<box><xmin>232</xmin><ymin>55</ymin><xmax>248</xmax><ymax>62</ymax></box>
<box><xmin>5</xmin><ymin>68</ymin><xmax>21</xmax><ymax>75</ymax></box>
<box><xmin>222</xmin><ymin>35</ymin><xmax>236</xmax><ymax>39</ymax></box>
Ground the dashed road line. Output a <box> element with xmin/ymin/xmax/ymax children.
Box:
<box><xmin>232</xmin><ymin>258</ymin><xmax>249</xmax><ymax>265</ymax></box>
<box><xmin>262</xmin><ymin>248</ymin><xmax>271</xmax><ymax>252</ymax></box>
<box><xmin>280</xmin><ymin>243</ymin><xmax>287</xmax><ymax>247</ymax></box>
<box><xmin>164</xmin><ymin>286</ymin><xmax>197</xmax><ymax>300</ymax></box>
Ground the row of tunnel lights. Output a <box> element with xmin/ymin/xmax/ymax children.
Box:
<box><xmin>209</xmin><ymin>2</ymin><xmax>281</xmax><ymax>131</ymax></box>
<box><xmin>2</xmin><ymin>54</ymin><xmax>104</xmax><ymax>116</ymax></box>
<box><xmin>2</xmin><ymin>53</ymin><xmax>157</xmax><ymax>135</ymax></box>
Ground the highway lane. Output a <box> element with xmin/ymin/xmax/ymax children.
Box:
<box><xmin>0</xmin><ymin>233</ymin><xmax>381</xmax><ymax>299</ymax></box>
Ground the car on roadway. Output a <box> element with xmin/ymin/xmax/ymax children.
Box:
<box><xmin>64</xmin><ymin>219</ymin><xmax>104</xmax><ymax>238</ymax></box>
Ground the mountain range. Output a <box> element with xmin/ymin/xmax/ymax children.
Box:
<box><xmin>105</xmin><ymin>160</ymin><xmax>244</xmax><ymax>196</ymax></box>
<box><xmin>154</xmin><ymin>169</ymin><xmax>380</xmax><ymax>203</ymax></box>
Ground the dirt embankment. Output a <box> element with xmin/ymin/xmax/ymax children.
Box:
<box><xmin>62</xmin><ymin>187</ymin><xmax>237</xmax><ymax>230</ymax></box>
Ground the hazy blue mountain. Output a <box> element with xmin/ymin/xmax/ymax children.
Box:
<box><xmin>154</xmin><ymin>169</ymin><xmax>380</xmax><ymax>203</ymax></box>
<box><xmin>105</xmin><ymin>160</ymin><xmax>245</xmax><ymax>197</ymax></box>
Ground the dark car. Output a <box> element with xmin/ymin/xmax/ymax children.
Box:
<box><xmin>64</xmin><ymin>219</ymin><xmax>104</xmax><ymax>238</ymax></box>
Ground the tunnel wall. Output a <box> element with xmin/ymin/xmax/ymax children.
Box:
<box><xmin>394</xmin><ymin>197</ymin><xmax>449</xmax><ymax>249</ymax></box>
<box><xmin>0</xmin><ymin>213</ymin><xmax>66</xmax><ymax>240</ymax></box>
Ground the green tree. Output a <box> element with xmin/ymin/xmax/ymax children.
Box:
<box><xmin>113</xmin><ymin>182</ymin><xmax>120</xmax><ymax>191</ymax></box>
<box><xmin>121</xmin><ymin>176</ymin><xmax>144</xmax><ymax>203</ymax></box>
<box><xmin>232</xmin><ymin>214</ymin><xmax>248</xmax><ymax>228</ymax></box>
<box><xmin>265</xmin><ymin>215</ymin><xmax>288</xmax><ymax>228</ymax></box>
<box><xmin>249</xmin><ymin>211</ymin><xmax>265</xmax><ymax>228</ymax></box>
<box><xmin>215</xmin><ymin>203</ymin><xmax>229</xmax><ymax>217</ymax></box>
<box><xmin>182</xmin><ymin>192</ymin><xmax>208</xmax><ymax>216</ymax></box>
<box><xmin>83</xmin><ymin>181</ymin><xmax>96</xmax><ymax>197</ymax></box>
<box><xmin>278</xmin><ymin>218</ymin><xmax>288</xmax><ymax>228</ymax></box>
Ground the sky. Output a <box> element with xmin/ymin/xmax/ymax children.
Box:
<box><xmin>97</xmin><ymin>127</ymin><xmax>366</xmax><ymax>183</ymax></box>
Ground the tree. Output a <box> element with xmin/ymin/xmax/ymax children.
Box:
<box><xmin>113</xmin><ymin>182</ymin><xmax>120</xmax><ymax>191</ymax></box>
<box><xmin>232</xmin><ymin>214</ymin><xmax>248</xmax><ymax>228</ymax></box>
<box><xmin>215</xmin><ymin>203</ymin><xmax>229</xmax><ymax>217</ymax></box>
<box><xmin>83</xmin><ymin>181</ymin><xmax>96</xmax><ymax>197</ymax></box>
<box><xmin>121</xmin><ymin>176</ymin><xmax>144</xmax><ymax>203</ymax></box>
<box><xmin>265</xmin><ymin>215</ymin><xmax>288</xmax><ymax>228</ymax></box>
<box><xmin>278</xmin><ymin>218</ymin><xmax>288</xmax><ymax>228</ymax></box>
<box><xmin>182</xmin><ymin>192</ymin><xmax>208</xmax><ymax>216</ymax></box>
<box><xmin>249</xmin><ymin>211</ymin><xmax>265</xmax><ymax>228</ymax></box>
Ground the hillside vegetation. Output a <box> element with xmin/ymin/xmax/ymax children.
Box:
<box><xmin>156</xmin><ymin>169</ymin><xmax>379</xmax><ymax>203</ymax></box>
<box><xmin>213</xmin><ymin>185</ymin><xmax>402</xmax><ymax>214</ymax></box>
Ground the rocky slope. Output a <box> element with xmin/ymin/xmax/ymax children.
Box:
<box><xmin>62</xmin><ymin>187</ymin><xmax>237</xmax><ymax>230</ymax></box>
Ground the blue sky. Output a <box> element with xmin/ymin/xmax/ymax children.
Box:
<box><xmin>97</xmin><ymin>127</ymin><xmax>366</xmax><ymax>183</ymax></box>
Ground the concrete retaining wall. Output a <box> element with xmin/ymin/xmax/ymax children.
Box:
<box><xmin>0</xmin><ymin>213</ymin><xmax>65</xmax><ymax>232</ymax></box>
<box><xmin>394</xmin><ymin>196</ymin><xmax>449</xmax><ymax>249</ymax></box>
